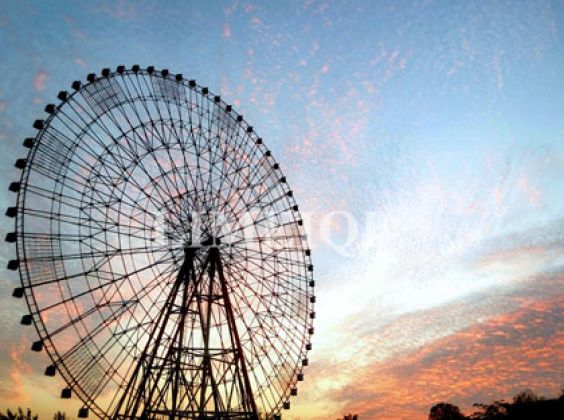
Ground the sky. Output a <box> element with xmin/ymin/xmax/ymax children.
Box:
<box><xmin>0</xmin><ymin>0</ymin><xmax>563</xmax><ymax>419</ymax></box>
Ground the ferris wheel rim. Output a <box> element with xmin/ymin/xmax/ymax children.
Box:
<box><xmin>8</xmin><ymin>65</ymin><xmax>315</xmax><ymax>418</ymax></box>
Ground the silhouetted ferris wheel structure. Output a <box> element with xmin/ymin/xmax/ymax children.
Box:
<box><xmin>6</xmin><ymin>65</ymin><xmax>315</xmax><ymax>419</ymax></box>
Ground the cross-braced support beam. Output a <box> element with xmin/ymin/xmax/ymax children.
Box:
<box><xmin>112</xmin><ymin>245</ymin><xmax>258</xmax><ymax>419</ymax></box>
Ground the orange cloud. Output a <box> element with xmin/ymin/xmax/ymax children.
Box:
<box><xmin>0</xmin><ymin>337</ymin><xmax>33</xmax><ymax>404</ymax></box>
<box><xmin>320</xmin><ymin>296</ymin><xmax>563</xmax><ymax>419</ymax></box>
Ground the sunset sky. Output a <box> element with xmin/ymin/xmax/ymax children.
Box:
<box><xmin>1</xmin><ymin>1</ymin><xmax>563</xmax><ymax>419</ymax></box>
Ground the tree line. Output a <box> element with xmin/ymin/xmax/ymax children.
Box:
<box><xmin>428</xmin><ymin>389</ymin><xmax>564</xmax><ymax>420</ymax></box>
<box><xmin>0</xmin><ymin>408</ymin><xmax>66</xmax><ymax>420</ymax></box>
<box><xmin>2</xmin><ymin>390</ymin><xmax>562</xmax><ymax>420</ymax></box>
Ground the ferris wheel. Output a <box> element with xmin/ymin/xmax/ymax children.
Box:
<box><xmin>6</xmin><ymin>65</ymin><xmax>315</xmax><ymax>419</ymax></box>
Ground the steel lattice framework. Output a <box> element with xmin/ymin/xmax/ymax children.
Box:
<box><xmin>6</xmin><ymin>65</ymin><xmax>315</xmax><ymax>419</ymax></box>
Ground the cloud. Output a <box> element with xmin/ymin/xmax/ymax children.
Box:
<box><xmin>33</xmin><ymin>71</ymin><xmax>47</xmax><ymax>91</ymax></box>
<box><xmin>0</xmin><ymin>336</ymin><xmax>33</xmax><ymax>404</ymax></box>
<box><xmin>339</xmin><ymin>296</ymin><xmax>563</xmax><ymax>419</ymax></box>
<box><xmin>74</xmin><ymin>57</ymin><xmax>88</xmax><ymax>69</ymax></box>
<box><xmin>223</xmin><ymin>22</ymin><xmax>231</xmax><ymax>38</ymax></box>
<box><xmin>95</xmin><ymin>0</ymin><xmax>138</xmax><ymax>20</ymax></box>
<box><xmin>292</xmin><ymin>276</ymin><xmax>564</xmax><ymax>419</ymax></box>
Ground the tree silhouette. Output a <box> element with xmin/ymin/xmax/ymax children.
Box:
<box><xmin>53</xmin><ymin>412</ymin><xmax>67</xmax><ymax>420</ymax></box>
<box><xmin>0</xmin><ymin>408</ymin><xmax>38</xmax><ymax>420</ymax></box>
<box><xmin>428</xmin><ymin>403</ymin><xmax>466</xmax><ymax>420</ymax></box>
<box><xmin>512</xmin><ymin>389</ymin><xmax>538</xmax><ymax>404</ymax></box>
<box><xmin>470</xmin><ymin>400</ymin><xmax>507</xmax><ymax>419</ymax></box>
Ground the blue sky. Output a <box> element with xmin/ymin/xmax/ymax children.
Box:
<box><xmin>1</xmin><ymin>1</ymin><xmax>563</xmax><ymax>418</ymax></box>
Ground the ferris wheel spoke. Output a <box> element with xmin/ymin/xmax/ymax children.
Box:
<box><xmin>112</xmin><ymin>252</ymin><xmax>206</xmax><ymax>362</ymax></box>
<box><xmin>117</xmin><ymin>258</ymin><xmax>196</xmax><ymax>338</ymax></box>
<box><xmin>27</xmin><ymin>251</ymin><xmax>174</xmax><ymax>306</ymax></box>
<box><xmin>20</xmin><ymin>204</ymin><xmax>154</xmax><ymax>236</ymax></box>
<box><xmin>86</xmin><ymin>268</ymin><xmax>180</xmax><ymax>385</ymax></box>
<box><xmin>52</xmin><ymin>107</ymin><xmax>143</xmax><ymax>180</ymax></box>
<box><xmin>245</xmin><ymin>331</ymin><xmax>293</xmax><ymax>411</ymax></box>
<box><xmin>221</xmin><ymin>272</ymin><xmax>300</xmax><ymax>344</ymax></box>
<box><xmin>70</xmin><ymin>76</ymin><xmax>165</xmax><ymax>157</ymax></box>
<box><xmin>241</xmin><ymin>245</ymin><xmax>308</xmax><ymax>268</ymax></box>
<box><xmin>149</xmin><ymin>91</ymin><xmax>192</xmax><ymax>193</ymax></box>
<box><xmin>220</xmin><ymin>183</ymin><xmax>287</xmax><ymax>228</ymax></box>
<box><xmin>24</xmin><ymin>168</ymin><xmax>162</xmax><ymax>229</ymax></box>
<box><xmin>96</xmin><ymin>262</ymin><xmax>177</xmax><ymax>332</ymax></box>
<box><xmin>58</xmin><ymin>101</ymin><xmax>188</xmax><ymax>217</ymax></box>
<box><xmin>223</xmin><ymin>260</ymin><xmax>308</xmax><ymax>348</ymax></box>
<box><xmin>30</xmin><ymin>174</ymin><xmax>158</xmax><ymax>232</ymax></box>
<box><xmin>157</xmin><ymin>139</ymin><xmax>192</xmax><ymax>205</ymax></box>
<box><xmin>219</xmin><ymin>159</ymin><xmax>273</xmax><ymax>215</ymax></box>
<box><xmin>225</xmin><ymin>250</ymin><xmax>298</xmax><ymax>283</ymax></box>
<box><xmin>202</xmin><ymin>115</ymin><xmax>242</xmax><ymax>213</ymax></box>
<box><xmin>225</xmin><ymin>292</ymin><xmax>303</xmax><ymax>368</ymax></box>
<box><xmin>182</xmin><ymin>98</ymin><xmax>215</xmax><ymax>212</ymax></box>
<box><xmin>39</xmin><ymin>260</ymin><xmax>179</xmax><ymax>393</ymax></box>
<box><xmin>54</xmin><ymin>298</ymin><xmax>137</xmax><ymax>359</ymax></box>
<box><xmin>218</xmin><ymin>151</ymin><xmax>280</xmax><ymax>215</ymax></box>
<box><xmin>39</xmin><ymin>245</ymin><xmax>172</xmax><ymax>264</ymax></box>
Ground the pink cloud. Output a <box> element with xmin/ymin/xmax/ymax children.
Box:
<box><xmin>223</xmin><ymin>22</ymin><xmax>232</xmax><ymax>38</ymax></box>
<box><xmin>250</xmin><ymin>16</ymin><xmax>262</xmax><ymax>26</ymax></box>
<box><xmin>33</xmin><ymin>71</ymin><xmax>47</xmax><ymax>91</ymax></box>
<box><xmin>517</xmin><ymin>174</ymin><xmax>542</xmax><ymax>206</ymax></box>
<box><xmin>75</xmin><ymin>57</ymin><xmax>88</xmax><ymax>69</ymax></box>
